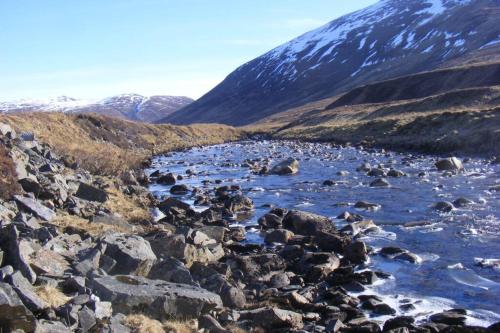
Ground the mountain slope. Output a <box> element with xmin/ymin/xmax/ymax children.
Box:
<box><xmin>0</xmin><ymin>94</ymin><xmax>193</xmax><ymax>123</ymax></box>
<box><xmin>165</xmin><ymin>0</ymin><xmax>500</xmax><ymax>126</ymax></box>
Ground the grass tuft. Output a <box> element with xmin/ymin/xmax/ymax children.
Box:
<box><xmin>34</xmin><ymin>285</ymin><xmax>70</xmax><ymax>308</ymax></box>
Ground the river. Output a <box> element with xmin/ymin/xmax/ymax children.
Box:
<box><xmin>147</xmin><ymin>140</ymin><xmax>500</xmax><ymax>325</ymax></box>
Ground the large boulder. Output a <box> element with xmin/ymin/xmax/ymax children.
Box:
<box><xmin>282</xmin><ymin>210</ymin><xmax>334</xmax><ymax>236</ymax></box>
<box><xmin>91</xmin><ymin>275</ymin><xmax>223</xmax><ymax>319</ymax></box>
<box><xmin>75</xmin><ymin>183</ymin><xmax>108</xmax><ymax>203</ymax></box>
<box><xmin>148</xmin><ymin>258</ymin><xmax>196</xmax><ymax>285</ymax></box>
<box><xmin>0</xmin><ymin>282</ymin><xmax>37</xmax><ymax>332</ymax></box>
<box><xmin>14</xmin><ymin>195</ymin><xmax>55</xmax><ymax>222</ymax></box>
<box><xmin>101</xmin><ymin>234</ymin><xmax>157</xmax><ymax>276</ymax></box>
<box><xmin>435</xmin><ymin>157</ymin><xmax>464</xmax><ymax>172</ymax></box>
<box><xmin>270</xmin><ymin>158</ymin><xmax>299</xmax><ymax>175</ymax></box>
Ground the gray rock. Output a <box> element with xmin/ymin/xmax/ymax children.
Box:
<box><xmin>6</xmin><ymin>271</ymin><xmax>49</xmax><ymax>312</ymax></box>
<box><xmin>239</xmin><ymin>307</ymin><xmax>303</xmax><ymax>329</ymax></box>
<box><xmin>453</xmin><ymin>197</ymin><xmax>474</xmax><ymax>208</ymax></box>
<box><xmin>224</xmin><ymin>194</ymin><xmax>254</xmax><ymax>213</ymax></box>
<box><xmin>282</xmin><ymin>210</ymin><xmax>334</xmax><ymax>236</ymax></box>
<box><xmin>91</xmin><ymin>275</ymin><xmax>223</xmax><ymax>319</ymax></box>
<box><xmin>0</xmin><ymin>282</ymin><xmax>37</xmax><ymax>332</ymax></box>
<box><xmin>270</xmin><ymin>158</ymin><xmax>299</xmax><ymax>175</ymax></box>
<box><xmin>36</xmin><ymin>320</ymin><xmax>72</xmax><ymax>333</ymax></box>
<box><xmin>0</xmin><ymin>225</ymin><xmax>37</xmax><ymax>283</ymax></box>
<box><xmin>369</xmin><ymin>178</ymin><xmax>390</xmax><ymax>187</ymax></box>
<box><xmin>108</xmin><ymin>314</ymin><xmax>131</xmax><ymax>333</ymax></box>
<box><xmin>157</xmin><ymin>173</ymin><xmax>176</xmax><ymax>185</ymax></box>
<box><xmin>75</xmin><ymin>183</ymin><xmax>108</xmax><ymax>203</ymax></box>
<box><xmin>199</xmin><ymin>314</ymin><xmax>231</xmax><ymax>333</ymax></box>
<box><xmin>434</xmin><ymin>201</ymin><xmax>454</xmax><ymax>212</ymax></box>
<box><xmin>92</xmin><ymin>301</ymin><xmax>112</xmax><ymax>320</ymax></box>
<box><xmin>102</xmin><ymin>233</ymin><xmax>157</xmax><ymax>276</ymax></box>
<box><xmin>148</xmin><ymin>258</ymin><xmax>196</xmax><ymax>285</ymax></box>
<box><xmin>264</xmin><ymin>229</ymin><xmax>294</xmax><ymax>244</ymax></box>
<box><xmin>394</xmin><ymin>252</ymin><xmax>420</xmax><ymax>264</ymax></box>
<box><xmin>435</xmin><ymin>157</ymin><xmax>464</xmax><ymax>172</ymax></box>
<box><xmin>387</xmin><ymin>169</ymin><xmax>405</xmax><ymax>177</ymax></box>
<box><xmin>340</xmin><ymin>219</ymin><xmax>378</xmax><ymax>236</ymax></box>
<box><xmin>78</xmin><ymin>306</ymin><xmax>96</xmax><ymax>332</ymax></box>
<box><xmin>258</xmin><ymin>213</ymin><xmax>283</xmax><ymax>229</ymax></box>
<box><xmin>344</xmin><ymin>241</ymin><xmax>368</xmax><ymax>264</ymax></box>
<box><xmin>170</xmin><ymin>184</ymin><xmax>190</xmax><ymax>195</ymax></box>
<box><xmin>430</xmin><ymin>309</ymin><xmax>467</xmax><ymax>325</ymax></box>
<box><xmin>14</xmin><ymin>195</ymin><xmax>55</xmax><ymax>221</ymax></box>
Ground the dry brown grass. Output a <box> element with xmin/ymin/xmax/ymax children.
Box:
<box><xmin>50</xmin><ymin>212</ymin><xmax>135</xmax><ymax>237</ymax></box>
<box><xmin>0</xmin><ymin>112</ymin><xmax>243</xmax><ymax>176</ymax></box>
<box><xmin>104</xmin><ymin>186</ymin><xmax>151</xmax><ymax>224</ymax></box>
<box><xmin>0</xmin><ymin>142</ymin><xmax>21</xmax><ymax>200</ymax></box>
<box><xmin>34</xmin><ymin>285</ymin><xmax>70</xmax><ymax>308</ymax></box>
<box><xmin>123</xmin><ymin>315</ymin><xmax>196</xmax><ymax>333</ymax></box>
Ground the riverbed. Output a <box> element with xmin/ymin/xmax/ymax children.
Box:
<box><xmin>147</xmin><ymin>140</ymin><xmax>500</xmax><ymax>325</ymax></box>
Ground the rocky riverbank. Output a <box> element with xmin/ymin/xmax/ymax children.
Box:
<box><xmin>0</xmin><ymin>123</ymin><xmax>499</xmax><ymax>332</ymax></box>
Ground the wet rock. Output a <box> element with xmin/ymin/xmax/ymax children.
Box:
<box><xmin>383</xmin><ymin>316</ymin><xmax>415</xmax><ymax>331</ymax></box>
<box><xmin>323</xmin><ymin>180</ymin><xmax>336</xmax><ymax>186</ymax></box>
<box><xmin>101</xmin><ymin>233</ymin><xmax>157</xmax><ymax>276</ymax></box>
<box><xmin>298</xmin><ymin>252</ymin><xmax>340</xmax><ymax>282</ymax></box>
<box><xmin>258</xmin><ymin>212</ymin><xmax>283</xmax><ymax>229</ymax></box>
<box><xmin>14</xmin><ymin>195</ymin><xmax>55</xmax><ymax>221</ymax></box>
<box><xmin>430</xmin><ymin>309</ymin><xmax>467</xmax><ymax>326</ymax></box>
<box><xmin>157</xmin><ymin>196</ymin><xmax>191</xmax><ymax>212</ymax></box>
<box><xmin>91</xmin><ymin>275</ymin><xmax>223</xmax><ymax>319</ymax></box>
<box><xmin>367</xmin><ymin>168</ymin><xmax>386</xmax><ymax>177</ymax></box>
<box><xmin>315</xmin><ymin>231</ymin><xmax>351</xmax><ymax>253</ymax></box>
<box><xmin>394</xmin><ymin>252</ymin><xmax>420</xmax><ymax>264</ymax></box>
<box><xmin>75</xmin><ymin>182</ymin><xmax>108</xmax><ymax>203</ymax></box>
<box><xmin>282</xmin><ymin>210</ymin><xmax>334</xmax><ymax>236</ymax></box>
<box><xmin>157</xmin><ymin>172</ymin><xmax>176</xmax><ymax>185</ymax></box>
<box><xmin>357</xmin><ymin>163</ymin><xmax>371</xmax><ymax>172</ymax></box>
<box><xmin>264</xmin><ymin>229</ymin><xmax>294</xmax><ymax>244</ymax></box>
<box><xmin>224</xmin><ymin>194</ymin><xmax>254</xmax><ymax>213</ymax></box>
<box><xmin>239</xmin><ymin>307</ymin><xmax>303</xmax><ymax>329</ymax></box>
<box><xmin>435</xmin><ymin>157</ymin><xmax>464</xmax><ymax>172</ymax></box>
<box><xmin>387</xmin><ymin>169</ymin><xmax>405</xmax><ymax>177</ymax></box>
<box><xmin>170</xmin><ymin>184</ymin><xmax>190</xmax><ymax>195</ymax></box>
<box><xmin>434</xmin><ymin>201</ymin><xmax>454</xmax><ymax>212</ymax></box>
<box><xmin>370</xmin><ymin>178</ymin><xmax>390</xmax><ymax>187</ymax></box>
<box><xmin>326</xmin><ymin>318</ymin><xmax>346</xmax><ymax>332</ymax></box>
<box><xmin>344</xmin><ymin>241</ymin><xmax>368</xmax><ymax>264</ymax></box>
<box><xmin>340</xmin><ymin>219</ymin><xmax>378</xmax><ymax>236</ymax></box>
<box><xmin>270</xmin><ymin>158</ymin><xmax>299</xmax><ymax>175</ymax></box>
<box><xmin>354</xmin><ymin>201</ymin><xmax>380</xmax><ymax>210</ymax></box>
<box><xmin>380</xmin><ymin>246</ymin><xmax>406</xmax><ymax>256</ymax></box>
<box><xmin>453</xmin><ymin>197</ymin><xmax>474</xmax><ymax>208</ymax></box>
<box><xmin>0</xmin><ymin>282</ymin><xmax>37</xmax><ymax>332</ymax></box>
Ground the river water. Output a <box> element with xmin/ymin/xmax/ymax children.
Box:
<box><xmin>148</xmin><ymin>140</ymin><xmax>500</xmax><ymax>325</ymax></box>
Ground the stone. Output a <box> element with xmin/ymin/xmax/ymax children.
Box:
<box><xmin>430</xmin><ymin>309</ymin><xmax>467</xmax><ymax>326</ymax></box>
<box><xmin>383</xmin><ymin>316</ymin><xmax>415</xmax><ymax>331</ymax></box>
<box><xmin>453</xmin><ymin>197</ymin><xmax>474</xmax><ymax>208</ymax></box>
<box><xmin>315</xmin><ymin>231</ymin><xmax>351</xmax><ymax>253</ymax></box>
<box><xmin>6</xmin><ymin>271</ymin><xmax>49</xmax><ymax>312</ymax></box>
<box><xmin>157</xmin><ymin>173</ymin><xmax>177</xmax><ymax>185</ymax></box>
<box><xmin>239</xmin><ymin>307</ymin><xmax>303</xmax><ymax>329</ymax></box>
<box><xmin>14</xmin><ymin>195</ymin><xmax>55</xmax><ymax>221</ymax></box>
<box><xmin>434</xmin><ymin>201</ymin><xmax>454</xmax><ymax>212</ymax></box>
<box><xmin>435</xmin><ymin>157</ymin><xmax>464</xmax><ymax>172</ymax></box>
<box><xmin>0</xmin><ymin>225</ymin><xmax>37</xmax><ymax>283</ymax></box>
<box><xmin>75</xmin><ymin>182</ymin><xmax>108</xmax><ymax>203</ymax></box>
<box><xmin>30</xmin><ymin>248</ymin><xmax>71</xmax><ymax>277</ymax></box>
<box><xmin>0</xmin><ymin>282</ymin><xmax>37</xmax><ymax>332</ymax></box>
<box><xmin>199</xmin><ymin>314</ymin><xmax>231</xmax><ymax>333</ymax></box>
<box><xmin>394</xmin><ymin>252</ymin><xmax>420</xmax><ymax>264</ymax></box>
<box><xmin>91</xmin><ymin>275</ymin><xmax>223</xmax><ymax>319</ymax></box>
<box><xmin>170</xmin><ymin>184</ymin><xmax>190</xmax><ymax>195</ymax></box>
<box><xmin>340</xmin><ymin>219</ymin><xmax>378</xmax><ymax>236</ymax></box>
<box><xmin>102</xmin><ymin>233</ymin><xmax>157</xmax><ymax>276</ymax></box>
<box><xmin>344</xmin><ymin>241</ymin><xmax>368</xmax><ymax>264</ymax></box>
<box><xmin>282</xmin><ymin>210</ymin><xmax>334</xmax><ymax>236</ymax></box>
<box><xmin>78</xmin><ymin>306</ymin><xmax>96</xmax><ymax>332</ymax></box>
<box><xmin>265</xmin><ymin>229</ymin><xmax>294</xmax><ymax>244</ymax></box>
<box><xmin>370</xmin><ymin>178</ymin><xmax>390</xmax><ymax>187</ymax></box>
<box><xmin>354</xmin><ymin>201</ymin><xmax>380</xmax><ymax>210</ymax></box>
<box><xmin>298</xmin><ymin>252</ymin><xmax>340</xmax><ymax>282</ymax></box>
<box><xmin>92</xmin><ymin>301</ymin><xmax>112</xmax><ymax>320</ymax></box>
<box><xmin>387</xmin><ymin>169</ymin><xmax>405</xmax><ymax>177</ymax></box>
<box><xmin>258</xmin><ymin>213</ymin><xmax>283</xmax><ymax>229</ymax></box>
<box><xmin>326</xmin><ymin>318</ymin><xmax>345</xmax><ymax>333</ymax></box>
<box><xmin>18</xmin><ymin>178</ymin><xmax>42</xmax><ymax>196</ymax></box>
<box><xmin>270</xmin><ymin>158</ymin><xmax>299</xmax><ymax>175</ymax></box>
<box><xmin>224</xmin><ymin>194</ymin><xmax>254</xmax><ymax>213</ymax></box>
<box><xmin>36</xmin><ymin>320</ymin><xmax>72</xmax><ymax>333</ymax></box>
<box><xmin>158</xmin><ymin>197</ymin><xmax>191</xmax><ymax>212</ymax></box>
<box><xmin>148</xmin><ymin>258</ymin><xmax>196</xmax><ymax>285</ymax></box>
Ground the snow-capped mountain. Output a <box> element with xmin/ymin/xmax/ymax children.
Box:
<box><xmin>0</xmin><ymin>94</ymin><xmax>193</xmax><ymax>123</ymax></box>
<box><xmin>165</xmin><ymin>0</ymin><xmax>500</xmax><ymax>126</ymax></box>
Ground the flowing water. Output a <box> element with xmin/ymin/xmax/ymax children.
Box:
<box><xmin>148</xmin><ymin>140</ymin><xmax>500</xmax><ymax>325</ymax></box>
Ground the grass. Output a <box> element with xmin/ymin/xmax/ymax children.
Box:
<box><xmin>104</xmin><ymin>185</ymin><xmax>151</xmax><ymax>224</ymax></box>
<box><xmin>0</xmin><ymin>142</ymin><xmax>21</xmax><ymax>200</ymax></box>
<box><xmin>123</xmin><ymin>315</ymin><xmax>196</xmax><ymax>333</ymax></box>
<box><xmin>50</xmin><ymin>212</ymin><xmax>135</xmax><ymax>237</ymax></box>
<box><xmin>34</xmin><ymin>285</ymin><xmax>70</xmax><ymax>308</ymax></box>
<box><xmin>0</xmin><ymin>112</ymin><xmax>243</xmax><ymax>176</ymax></box>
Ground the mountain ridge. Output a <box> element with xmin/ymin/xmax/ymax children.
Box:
<box><xmin>164</xmin><ymin>0</ymin><xmax>500</xmax><ymax>126</ymax></box>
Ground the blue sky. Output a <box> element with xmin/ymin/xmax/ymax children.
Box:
<box><xmin>0</xmin><ymin>0</ymin><xmax>377</xmax><ymax>101</ymax></box>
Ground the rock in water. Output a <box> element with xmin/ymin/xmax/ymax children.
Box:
<box><xmin>91</xmin><ymin>275</ymin><xmax>223</xmax><ymax>319</ymax></box>
<box><xmin>282</xmin><ymin>210</ymin><xmax>334</xmax><ymax>236</ymax></box>
<box><xmin>270</xmin><ymin>158</ymin><xmax>299</xmax><ymax>175</ymax></box>
<box><xmin>435</xmin><ymin>157</ymin><xmax>464</xmax><ymax>172</ymax></box>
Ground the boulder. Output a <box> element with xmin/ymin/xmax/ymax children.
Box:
<box><xmin>282</xmin><ymin>210</ymin><xmax>334</xmax><ymax>236</ymax></box>
<box><xmin>101</xmin><ymin>233</ymin><xmax>157</xmax><ymax>276</ymax></box>
<box><xmin>453</xmin><ymin>197</ymin><xmax>474</xmax><ymax>208</ymax></box>
<box><xmin>265</xmin><ymin>229</ymin><xmax>294</xmax><ymax>244</ymax></box>
<box><xmin>148</xmin><ymin>258</ymin><xmax>196</xmax><ymax>285</ymax></box>
<box><xmin>14</xmin><ymin>195</ymin><xmax>55</xmax><ymax>221</ymax></box>
<box><xmin>0</xmin><ymin>282</ymin><xmax>37</xmax><ymax>332</ymax></box>
<box><xmin>75</xmin><ymin>183</ymin><xmax>108</xmax><ymax>203</ymax></box>
<box><xmin>157</xmin><ymin>173</ymin><xmax>176</xmax><ymax>185</ymax></box>
<box><xmin>344</xmin><ymin>241</ymin><xmax>368</xmax><ymax>264</ymax></box>
<box><xmin>258</xmin><ymin>213</ymin><xmax>283</xmax><ymax>229</ymax></box>
<box><xmin>170</xmin><ymin>184</ymin><xmax>190</xmax><ymax>195</ymax></box>
<box><xmin>315</xmin><ymin>231</ymin><xmax>351</xmax><ymax>253</ymax></box>
<box><xmin>224</xmin><ymin>194</ymin><xmax>254</xmax><ymax>213</ymax></box>
<box><xmin>340</xmin><ymin>219</ymin><xmax>378</xmax><ymax>236</ymax></box>
<box><xmin>29</xmin><ymin>248</ymin><xmax>71</xmax><ymax>277</ymax></box>
<box><xmin>239</xmin><ymin>307</ymin><xmax>303</xmax><ymax>329</ymax></box>
<box><xmin>369</xmin><ymin>178</ymin><xmax>390</xmax><ymax>187</ymax></box>
<box><xmin>430</xmin><ymin>309</ymin><xmax>467</xmax><ymax>326</ymax></box>
<box><xmin>0</xmin><ymin>225</ymin><xmax>37</xmax><ymax>283</ymax></box>
<box><xmin>91</xmin><ymin>275</ymin><xmax>223</xmax><ymax>319</ymax></box>
<box><xmin>6</xmin><ymin>271</ymin><xmax>49</xmax><ymax>312</ymax></box>
<box><xmin>435</xmin><ymin>157</ymin><xmax>464</xmax><ymax>172</ymax></box>
<box><xmin>434</xmin><ymin>201</ymin><xmax>454</xmax><ymax>212</ymax></box>
<box><xmin>270</xmin><ymin>158</ymin><xmax>299</xmax><ymax>175</ymax></box>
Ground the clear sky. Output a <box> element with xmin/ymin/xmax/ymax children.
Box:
<box><xmin>0</xmin><ymin>0</ymin><xmax>377</xmax><ymax>101</ymax></box>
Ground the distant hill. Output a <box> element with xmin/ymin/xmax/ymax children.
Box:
<box><xmin>164</xmin><ymin>0</ymin><xmax>500</xmax><ymax>126</ymax></box>
<box><xmin>0</xmin><ymin>94</ymin><xmax>193</xmax><ymax>123</ymax></box>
